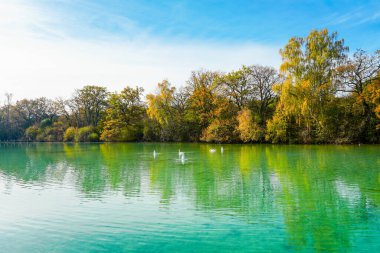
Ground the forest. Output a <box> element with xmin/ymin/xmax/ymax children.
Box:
<box><xmin>0</xmin><ymin>29</ymin><xmax>379</xmax><ymax>144</ymax></box>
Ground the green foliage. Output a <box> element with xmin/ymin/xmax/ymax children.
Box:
<box><xmin>0</xmin><ymin>29</ymin><xmax>379</xmax><ymax>144</ymax></box>
<box><xmin>266</xmin><ymin>113</ymin><xmax>288</xmax><ymax>143</ymax></box>
<box><xmin>101</xmin><ymin>86</ymin><xmax>145</xmax><ymax>142</ymax></box>
<box><xmin>45</xmin><ymin>122</ymin><xmax>65</xmax><ymax>142</ymax></box>
<box><xmin>88</xmin><ymin>133</ymin><xmax>99</xmax><ymax>142</ymax></box>
<box><xmin>64</xmin><ymin>127</ymin><xmax>76</xmax><ymax>142</ymax></box>
<box><xmin>146</xmin><ymin>80</ymin><xmax>191</xmax><ymax>141</ymax></box>
<box><xmin>24</xmin><ymin>122</ymin><xmax>65</xmax><ymax>142</ymax></box>
<box><xmin>40</xmin><ymin>118</ymin><xmax>52</xmax><ymax>128</ymax></box>
<box><xmin>270</xmin><ymin>28</ymin><xmax>349</xmax><ymax>143</ymax></box>
<box><xmin>72</xmin><ymin>85</ymin><xmax>109</xmax><ymax>127</ymax></box>
<box><xmin>25</xmin><ymin>126</ymin><xmax>39</xmax><ymax>141</ymax></box>
<box><xmin>364</xmin><ymin>72</ymin><xmax>380</xmax><ymax>131</ymax></box>
<box><xmin>146</xmin><ymin>80</ymin><xmax>176</xmax><ymax>126</ymax></box>
<box><xmin>142</xmin><ymin>121</ymin><xmax>160</xmax><ymax>141</ymax></box>
<box><xmin>76</xmin><ymin>126</ymin><xmax>99</xmax><ymax>142</ymax></box>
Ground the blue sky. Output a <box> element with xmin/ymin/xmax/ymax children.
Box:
<box><xmin>35</xmin><ymin>0</ymin><xmax>380</xmax><ymax>48</ymax></box>
<box><xmin>0</xmin><ymin>0</ymin><xmax>379</xmax><ymax>99</ymax></box>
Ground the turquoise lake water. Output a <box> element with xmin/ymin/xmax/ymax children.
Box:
<box><xmin>0</xmin><ymin>143</ymin><xmax>379</xmax><ymax>252</ymax></box>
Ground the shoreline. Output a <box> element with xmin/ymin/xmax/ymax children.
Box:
<box><xmin>0</xmin><ymin>141</ymin><xmax>378</xmax><ymax>145</ymax></box>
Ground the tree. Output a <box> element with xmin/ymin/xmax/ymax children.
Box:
<box><xmin>336</xmin><ymin>50</ymin><xmax>380</xmax><ymax>140</ymax></box>
<box><xmin>54</xmin><ymin>97</ymin><xmax>73</xmax><ymax>126</ymax></box>
<box><xmin>200</xmin><ymin>96</ymin><xmax>239</xmax><ymax>143</ymax></box>
<box><xmin>268</xmin><ymin>29</ymin><xmax>348</xmax><ymax>143</ymax></box>
<box><xmin>72</xmin><ymin>85</ymin><xmax>109</xmax><ymax>127</ymax></box>
<box><xmin>364</xmin><ymin>72</ymin><xmax>380</xmax><ymax>131</ymax></box>
<box><xmin>101</xmin><ymin>86</ymin><xmax>145</xmax><ymax>141</ymax></box>
<box><xmin>146</xmin><ymin>80</ymin><xmax>179</xmax><ymax>141</ymax></box>
<box><xmin>0</xmin><ymin>93</ymin><xmax>15</xmax><ymax>140</ymax></box>
<box><xmin>4</xmin><ymin>93</ymin><xmax>12</xmax><ymax>127</ymax></box>
<box><xmin>336</xmin><ymin>50</ymin><xmax>380</xmax><ymax>96</ymax></box>
<box><xmin>245</xmin><ymin>65</ymin><xmax>280</xmax><ymax>126</ymax></box>
<box><xmin>0</xmin><ymin>29</ymin><xmax>378</xmax><ymax>144</ymax></box>
<box><xmin>220</xmin><ymin>69</ymin><xmax>252</xmax><ymax>110</ymax></box>
<box><xmin>236</xmin><ymin>107</ymin><xmax>266</xmax><ymax>142</ymax></box>
<box><xmin>185</xmin><ymin>70</ymin><xmax>220</xmax><ymax>140</ymax></box>
<box><xmin>218</xmin><ymin>65</ymin><xmax>280</xmax><ymax>143</ymax></box>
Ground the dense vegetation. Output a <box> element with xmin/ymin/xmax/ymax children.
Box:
<box><xmin>1</xmin><ymin>29</ymin><xmax>379</xmax><ymax>143</ymax></box>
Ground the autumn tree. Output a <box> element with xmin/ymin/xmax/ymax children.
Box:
<box><xmin>236</xmin><ymin>108</ymin><xmax>263</xmax><ymax>142</ymax></box>
<box><xmin>146</xmin><ymin>80</ymin><xmax>186</xmax><ymax>141</ymax></box>
<box><xmin>336</xmin><ymin>50</ymin><xmax>380</xmax><ymax>140</ymax></box>
<box><xmin>101</xmin><ymin>86</ymin><xmax>145</xmax><ymax>141</ymax></box>
<box><xmin>185</xmin><ymin>70</ymin><xmax>220</xmax><ymax>140</ymax></box>
<box><xmin>0</xmin><ymin>29</ymin><xmax>378</xmax><ymax>144</ymax></box>
<box><xmin>364</xmin><ymin>72</ymin><xmax>380</xmax><ymax>131</ymax></box>
<box><xmin>200</xmin><ymin>95</ymin><xmax>239</xmax><ymax>143</ymax></box>
<box><xmin>267</xmin><ymin>29</ymin><xmax>348</xmax><ymax>143</ymax></box>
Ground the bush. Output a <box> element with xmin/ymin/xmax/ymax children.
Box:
<box><xmin>25</xmin><ymin>126</ymin><xmax>39</xmax><ymax>141</ymax></box>
<box><xmin>25</xmin><ymin>121</ymin><xmax>65</xmax><ymax>142</ymax></box>
<box><xmin>76</xmin><ymin>126</ymin><xmax>99</xmax><ymax>142</ymax></box>
<box><xmin>143</xmin><ymin>119</ymin><xmax>160</xmax><ymax>141</ymax></box>
<box><xmin>88</xmin><ymin>132</ymin><xmax>99</xmax><ymax>142</ymax></box>
<box><xmin>40</xmin><ymin>118</ymin><xmax>52</xmax><ymax>128</ymax></box>
<box><xmin>44</xmin><ymin>122</ymin><xmax>65</xmax><ymax>142</ymax></box>
<box><xmin>64</xmin><ymin>127</ymin><xmax>76</xmax><ymax>142</ymax></box>
<box><xmin>36</xmin><ymin>133</ymin><xmax>46</xmax><ymax>142</ymax></box>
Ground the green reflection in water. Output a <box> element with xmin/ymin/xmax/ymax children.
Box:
<box><xmin>0</xmin><ymin>143</ymin><xmax>379</xmax><ymax>252</ymax></box>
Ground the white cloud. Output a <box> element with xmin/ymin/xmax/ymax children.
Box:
<box><xmin>0</xmin><ymin>1</ymin><xmax>281</xmax><ymax>101</ymax></box>
<box><xmin>327</xmin><ymin>7</ymin><xmax>380</xmax><ymax>27</ymax></box>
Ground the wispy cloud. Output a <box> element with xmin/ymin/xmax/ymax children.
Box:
<box><xmin>327</xmin><ymin>7</ymin><xmax>380</xmax><ymax>26</ymax></box>
<box><xmin>355</xmin><ymin>11</ymin><xmax>380</xmax><ymax>25</ymax></box>
<box><xmin>0</xmin><ymin>1</ymin><xmax>281</xmax><ymax>100</ymax></box>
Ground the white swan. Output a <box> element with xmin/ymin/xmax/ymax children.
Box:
<box><xmin>178</xmin><ymin>149</ymin><xmax>185</xmax><ymax>158</ymax></box>
<box><xmin>209</xmin><ymin>148</ymin><xmax>216</xmax><ymax>153</ymax></box>
<box><xmin>221</xmin><ymin>147</ymin><xmax>224</xmax><ymax>153</ymax></box>
<box><xmin>153</xmin><ymin>150</ymin><xmax>157</xmax><ymax>159</ymax></box>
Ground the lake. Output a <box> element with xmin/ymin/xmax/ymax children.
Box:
<box><xmin>0</xmin><ymin>143</ymin><xmax>379</xmax><ymax>252</ymax></box>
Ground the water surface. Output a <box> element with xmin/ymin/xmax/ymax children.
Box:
<box><xmin>0</xmin><ymin>143</ymin><xmax>379</xmax><ymax>252</ymax></box>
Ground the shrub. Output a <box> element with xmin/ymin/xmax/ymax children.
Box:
<box><xmin>40</xmin><ymin>118</ymin><xmax>52</xmax><ymax>128</ymax></box>
<box><xmin>88</xmin><ymin>132</ymin><xmax>99</xmax><ymax>142</ymax></box>
<box><xmin>76</xmin><ymin>126</ymin><xmax>99</xmax><ymax>142</ymax></box>
<box><xmin>142</xmin><ymin>118</ymin><xmax>161</xmax><ymax>141</ymax></box>
<box><xmin>64</xmin><ymin>127</ymin><xmax>76</xmax><ymax>142</ymax></box>
<box><xmin>44</xmin><ymin>122</ymin><xmax>65</xmax><ymax>142</ymax></box>
<box><xmin>36</xmin><ymin>133</ymin><xmax>46</xmax><ymax>142</ymax></box>
<box><xmin>25</xmin><ymin>126</ymin><xmax>39</xmax><ymax>141</ymax></box>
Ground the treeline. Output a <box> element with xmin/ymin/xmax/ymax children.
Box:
<box><xmin>0</xmin><ymin>29</ymin><xmax>379</xmax><ymax>143</ymax></box>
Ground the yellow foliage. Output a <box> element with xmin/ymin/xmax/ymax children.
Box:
<box><xmin>146</xmin><ymin>80</ymin><xmax>175</xmax><ymax>126</ymax></box>
<box><xmin>236</xmin><ymin>108</ymin><xmax>264</xmax><ymax>142</ymax></box>
<box><xmin>364</xmin><ymin>73</ymin><xmax>380</xmax><ymax>129</ymax></box>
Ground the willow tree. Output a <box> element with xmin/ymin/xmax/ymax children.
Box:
<box><xmin>267</xmin><ymin>29</ymin><xmax>348</xmax><ymax>143</ymax></box>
